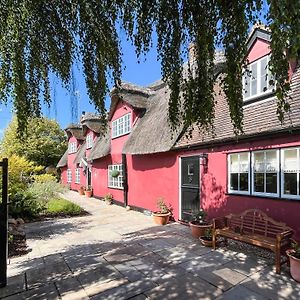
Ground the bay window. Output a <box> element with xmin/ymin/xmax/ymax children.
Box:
<box><xmin>108</xmin><ymin>164</ymin><xmax>123</xmax><ymax>189</ymax></box>
<box><xmin>252</xmin><ymin>150</ymin><xmax>279</xmax><ymax>196</ymax></box>
<box><xmin>282</xmin><ymin>148</ymin><xmax>300</xmax><ymax>198</ymax></box>
<box><xmin>86</xmin><ymin>134</ymin><xmax>93</xmax><ymax>149</ymax></box>
<box><xmin>243</xmin><ymin>55</ymin><xmax>274</xmax><ymax>101</ymax></box>
<box><xmin>67</xmin><ymin>169</ymin><xmax>72</xmax><ymax>183</ymax></box>
<box><xmin>228</xmin><ymin>153</ymin><xmax>250</xmax><ymax>194</ymax></box>
<box><xmin>75</xmin><ymin>168</ymin><xmax>80</xmax><ymax>184</ymax></box>
<box><xmin>112</xmin><ymin>113</ymin><xmax>131</xmax><ymax>138</ymax></box>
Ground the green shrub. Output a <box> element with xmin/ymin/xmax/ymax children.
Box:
<box><xmin>46</xmin><ymin>198</ymin><xmax>82</xmax><ymax>215</ymax></box>
<box><xmin>9</xmin><ymin>191</ymin><xmax>45</xmax><ymax>219</ymax></box>
<box><xmin>27</xmin><ymin>181</ymin><xmax>67</xmax><ymax>201</ymax></box>
<box><xmin>33</xmin><ymin>174</ymin><xmax>57</xmax><ymax>183</ymax></box>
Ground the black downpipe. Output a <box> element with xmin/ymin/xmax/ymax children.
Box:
<box><xmin>122</xmin><ymin>154</ymin><xmax>128</xmax><ymax>207</ymax></box>
<box><xmin>0</xmin><ymin>158</ymin><xmax>8</xmax><ymax>287</ymax></box>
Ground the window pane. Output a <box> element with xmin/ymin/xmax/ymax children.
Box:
<box><xmin>250</xmin><ymin>63</ymin><xmax>257</xmax><ymax>96</ymax></box>
<box><xmin>254</xmin><ymin>173</ymin><xmax>264</xmax><ymax>192</ymax></box>
<box><xmin>230</xmin><ymin>174</ymin><xmax>238</xmax><ymax>190</ymax></box>
<box><xmin>239</xmin><ymin>153</ymin><xmax>249</xmax><ymax>172</ymax></box>
<box><xmin>284</xmin><ymin>149</ymin><xmax>298</xmax><ymax>172</ymax></box>
<box><xmin>260</xmin><ymin>57</ymin><xmax>268</xmax><ymax>93</ymax></box>
<box><xmin>254</xmin><ymin>152</ymin><xmax>264</xmax><ymax>172</ymax></box>
<box><xmin>230</xmin><ymin>154</ymin><xmax>239</xmax><ymax>172</ymax></box>
<box><xmin>265</xmin><ymin>151</ymin><xmax>277</xmax><ymax>172</ymax></box>
<box><xmin>240</xmin><ymin>173</ymin><xmax>249</xmax><ymax>191</ymax></box>
<box><xmin>284</xmin><ymin>173</ymin><xmax>297</xmax><ymax>195</ymax></box>
<box><xmin>266</xmin><ymin>173</ymin><xmax>277</xmax><ymax>193</ymax></box>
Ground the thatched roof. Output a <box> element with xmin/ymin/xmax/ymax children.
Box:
<box><xmin>65</xmin><ymin>123</ymin><xmax>85</xmax><ymax>140</ymax></box>
<box><xmin>88</xmin><ymin>129</ymin><xmax>110</xmax><ymax>161</ymax></box>
<box><xmin>56</xmin><ymin>149</ymin><xmax>68</xmax><ymax>168</ymax></box>
<box><xmin>73</xmin><ymin>143</ymin><xmax>86</xmax><ymax>165</ymax></box>
<box><xmin>108</xmin><ymin>82</ymin><xmax>151</xmax><ymax>120</ymax></box>
<box><xmin>81</xmin><ymin>112</ymin><xmax>106</xmax><ymax>134</ymax></box>
<box><xmin>122</xmin><ymin>82</ymin><xmax>183</xmax><ymax>155</ymax></box>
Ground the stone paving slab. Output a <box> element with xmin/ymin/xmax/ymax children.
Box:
<box><xmin>2</xmin><ymin>190</ymin><xmax>300</xmax><ymax>300</ymax></box>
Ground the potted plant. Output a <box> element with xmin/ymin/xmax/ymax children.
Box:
<box><xmin>286</xmin><ymin>239</ymin><xmax>300</xmax><ymax>282</ymax></box>
<box><xmin>199</xmin><ymin>227</ymin><xmax>213</xmax><ymax>247</ymax></box>
<box><xmin>78</xmin><ymin>186</ymin><xmax>85</xmax><ymax>196</ymax></box>
<box><xmin>152</xmin><ymin>198</ymin><xmax>171</xmax><ymax>225</ymax></box>
<box><xmin>104</xmin><ymin>193</ymin><xmax>113</xmax><ymax>205</ymax></box>
<box><xmin>111</xmin><ymin>169</ymin><xmax>120</xmax><ymax>178</ymax></box>
<box><xmin>189</xmin><ymin>209</ymin><xmax>211</xmax><ymax>238</ymax></box>
<box><xmin>84</xmin><ymin>185</ymin><xmax>93</xmax><ymax>197</ymax></box>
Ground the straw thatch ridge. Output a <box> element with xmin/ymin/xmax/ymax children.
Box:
<box><xmin>88</xmin><ymin>129</ymin><xmax>110</xmax><ymax>161</ymax></box>
<box><xmin>73</xmin><ymin>143</ymin><xmax>86</xmax><ymax>165</ymax></box>
<box><xmin>122</xmin><ymin>83</ymin><xmax>183</xmax><ymax>155</ymax></box>
<box><xmin>65</xmin><ymin>123</ymin><xmax>85</xmax><ymax>140</ymax></box>
<box><xmin>56</xmin><ymin>149</ymin><xmax>68</xmax><ymax>168</ymax></box>
<box><xmin>108</xmin><ymin>82</ymin><xmax>152</xmax><ymax>120</ymax></box>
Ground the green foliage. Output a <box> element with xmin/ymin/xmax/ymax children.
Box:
<box><xmin>33</xmin><ymin>174</ymin><xmax>57</xmax><ymax>183</ymax></box>
<box><xmin>192</xmin><ymin>209</ymin><xmax>207</xmax><ymax>224</ymax></box>
<box><xmin>46</xmin><ymin>198</ymin><xmax>83</xmax><ymax>216</ymax></box>
<box><xmin>27</xmin><ymin>180</ymin><xmax>67</xmax><ymax>201</ymax></box>
<box><xmin>104</xmin><ymin>193</ymin><xmax>113</xmax><ymax>204</ymax></box>
<box><xmin>4</xmin><ymin>154</ymin><xmax>43</xmax><ymax>196</ymax></box>
<box><xmin>0</xmin><ymin>2</ymin><xmax>299</xmax><ymax>133</ymax></box>
<box><xmin>111</xmin><ymin>169</ymin><xmax>120</xmax><ymax>178</ymax></box>
<box><xmin>291</xmin><ymin>239</ymin><xmax>300</xmax><ymax>259</ymax></box>
<box><xmin>0</xmin><ymin>116</ymin><xmax>67</xmax><ymax>167</ymax></box>
<box><xmin>9</xmin><ymin>191</ymin><xmax>45</xmax><ymax>219</ymax></box>
<box><xmin>156</xmin><ymin>197</ymin><xmax>171</xmax><ymax>214</ymax></box>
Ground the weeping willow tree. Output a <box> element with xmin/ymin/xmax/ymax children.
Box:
<box><xmin>0</xmin><ymin>1</ymin><xmax>299</xmax><ymax>134</ymax></box>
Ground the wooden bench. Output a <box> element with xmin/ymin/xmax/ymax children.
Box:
<box><xmin>212</xmin><ymin>209</ymin><xmax>294</xmax><ymax>274</ymax></box>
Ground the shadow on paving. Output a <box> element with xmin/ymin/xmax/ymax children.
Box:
<box><xmin>2</xmin><ymin>224</ymin><xmax>300</xmax><ymax>299</ymax></box>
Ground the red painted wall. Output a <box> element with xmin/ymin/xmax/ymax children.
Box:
<box><xmin>60</xmin><ymin>167</ymin><xmax>67</xmax><ymax>185</ymax></box>
<box><xmin>177</xmin><ymin>134</ymin><xmax>300</xmax><ymax>240</ymax></box>
<box><xmin>127</xmin><ymin>152</ymin><xmax>179</xmax><ymax>216</ymax></box>
<box><xmin>248</xmin><ymin>38</ymin><xmax>270</xmax><ymax>63</ymax></box>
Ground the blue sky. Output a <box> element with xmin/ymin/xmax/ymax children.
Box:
<box><xmin>0</xmin><ymin>34</ymin><xmax>161</xmax><ymax>137</ymax></box>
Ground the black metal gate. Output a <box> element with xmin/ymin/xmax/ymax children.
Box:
<box><xmin>0</xmin><ymin>158</ymin><xmax>8</xmax><ymax>287</ymax></box>
<box><xmin>181</xmin><ymin>156</ymin><xmax>200</xmax><ymax>222</ymax></box>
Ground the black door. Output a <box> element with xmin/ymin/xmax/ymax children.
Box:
<box><xmin>181</xmin><ymin>156</ymin><xmax>200</xmax><ymax>221</ymax></box>
<box><xmin>87</xmin><ymin>167</ymin><xmax>92</xmax><ymax>186</ymax></box>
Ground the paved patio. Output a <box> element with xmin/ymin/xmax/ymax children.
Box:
<box><xmin>1</xmin><ymin>191</ymin><xmax>299</xmax><ymax>299</ymax></box>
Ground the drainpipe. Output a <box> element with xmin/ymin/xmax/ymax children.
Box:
<box><xmin>122</xmin><ymin>154</ymin><xmax>128</xmax><ymax>207</ymax></box>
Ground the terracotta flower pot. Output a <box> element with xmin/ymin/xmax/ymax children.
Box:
<box><xmin>286</xmin><ymin>249</ymin><xmax>300</xmax><ymax>282</ymax></box>
<box><xmin>199</xmin><ymin>236</ymin><xmax>213</xmax><ymax>247</ymax></box>
<box><xmin>78</xmin><ymin>188</ymin><xmax>85</xmax><ymax>196</ymax></box>
<box><xmin>189</xmin><ymin>221</ymin><xmax>211</xmax><ymax>239</ymax></box>
<box><xmin>85</xmin><ymin>190</ymin><xmax>93</xmax><ymax>198</ymax></box>
<box><xmin>152</xmin><ymin>212</ymin><xmax>171</xmax><ymax>225</ymax></box>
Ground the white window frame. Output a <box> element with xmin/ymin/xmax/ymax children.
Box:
<box><xmin>281</xmin><ymin>147</ymin><xmax>300</xmax><ymax>200</ymax></box>
<box><xmin>86</xmin><ymin>134</ymin><xmax>93</xmax><ymax>149</ymax></box>
<box><xmin>111</xmin><ymin>113</ymin><xmax>131</xmax><ymax>138</ymax></box>
<box><xmin>68</xmin><ymin>142</ymin><xmax>77</xmax><ymax>154</ymax></box>
<box><xmin>67</xmin><ymin>169</ymin><xmax>72</xmax><ymax>183</ymax></box>
<box><xmin>228</xmin><ymin>152</ymin><xmax>251</xmax><ymax>195</ymax></box>
<box><xmin>243</xmin><ymin>54</ymin><xmax>274</xmax><ymax>101</ymax></box>
<box><xmin>108</xmin><ymin>164</ymin><xmax>123</xmax><ymax>189</ymax></box>
<box><xmin>252</xmin><ymin>150</ymin><xmax>280</xmax><ymax>198</ymax></box>
<box><xmin>75</xmin><ymin>168</ymin><xmax>80</xmax><ymax>184</ymax></box>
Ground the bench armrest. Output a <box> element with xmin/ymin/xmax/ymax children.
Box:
<box><xmin>277</xmin><ymin>230</ymin><xmax>294</xmax><ymax>242</ymax></box>
<box><xmin>212</xmin><ymin>217</ymin><xmax>227</xmax><ymax>230</ymax></box>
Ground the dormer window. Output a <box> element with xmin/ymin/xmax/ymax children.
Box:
<box><xmin>68</xmin><ymin>142</ymin><xmax>77</xmax><ymax>154</ymax></box>
<box><xmin>112</xmin><ymin>113</ymin><xmax>131</xmax><ymax>138</ymax></box>
<box><xmin>243</xmin><ymin>55</ymin><xmax>274</xmax><ymax>101</ymax></box>
<box><xmin>86</xmin><ymin>134</ymin><xmax>93</xmax><ymax>149</ymax></box>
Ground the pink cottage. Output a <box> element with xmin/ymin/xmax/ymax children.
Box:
<box><xmin>57</xmin><ymin>26</ymin><xmax>300</xmax><ymax>239</ymax></box>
